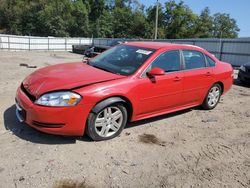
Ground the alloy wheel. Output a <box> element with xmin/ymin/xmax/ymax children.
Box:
<box><xmin>94</xmin><ymin>106</ymin><xmax>123</xmax><ymax>138</ymax></box>
<box><xmin>207</xmin><ymin>86</ymin><xmax>220</xmax><ymax>107</ymax></box>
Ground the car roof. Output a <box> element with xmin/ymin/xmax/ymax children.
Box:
<box><xmin>125</xmin><ymin>41</ymin><xmax>203</xmax><ymax>51</ymax></box>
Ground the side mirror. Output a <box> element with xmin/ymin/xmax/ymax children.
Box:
<box><xmin>147</xmin><ymin>67</ymin><xmax>165</xmax><ymax>77</ymax></box>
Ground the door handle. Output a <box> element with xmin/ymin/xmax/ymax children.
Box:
<box><xmin>205</xmin><ymin>72</ymin><xmax>211</xmax><ymax>76</ymax></box>
<box><xmin>173</xmin><ymin>76</ymin><xmax>181</xmax><ymax>81</ymax></box>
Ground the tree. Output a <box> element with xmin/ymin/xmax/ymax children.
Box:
<box><xmin>146</xmin><ymin>3</ymin><xmax>165</xmax><ymax>38</ymax></box>
<box><xmin>70</xmin><ymin>0</ymin><xmax>90</xmax><ymax>37</ymax></box>
<box><xmin>0</xmin><ymin>0</ymin><xmax>241</xmax><ymax>39</ymax></box>
<box><xmin>195</xmin><ymin>7</ymin><xmax>213</xmax><ymax>38</ymax></box>
<box><xmin>36</xmin><ymin>0</ymin><xmax>71</xmax><ymax>37</ymax></box>
<box><xmin>212</xmin><ymin>13</ymin><xmax>240</xmax><ymax>38</ymax></box>
<box><xmin>112</xmin><ymin>6</ymin><xmax>133</xmax><ymax>38</ymax></box>
<box><xmin>114</xmin><ymin>0</ymin><xmax>127</xmax><ymax>8</ymax></box>
<box><xmin>0</xmin><ymin>0</ymin><xmax>22</xmax><ymax>35</ymax></box>
<box><xmin>89</xmin><ymin>0</ymin><xmax>105</xmax><ymax>21</ymax></box>
<box><xmin>19</xmin><ymin>1</ymin><xmax>47</xmax><ymax>36</ymax></box>
<box><xmin>164</xmin><ymin>0</ymin><xmax>198</xmax><ymax>39</ymax></box>
<box><xmin>94</xmin><ymin>10</ymin><xmax>114</xmax><ymax>37</ymax></box>
<box><xmin>131</xmin><ymin>10</ymin><xmax>151</xmax><ymax>38</ymax></box>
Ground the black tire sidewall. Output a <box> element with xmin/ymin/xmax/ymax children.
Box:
<box><xmin>87</xmin><ymin>103</ymin><xmax>128</xmax><ymax>141</ymax></box>
<box><xmin>202</xmin><ymin>84</ymin><xmax>222</xmax><ymax>110</ymax></box>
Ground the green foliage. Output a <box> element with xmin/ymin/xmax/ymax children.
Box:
<box><xmin>0</xmin><ymin>0</ymin><xmax>240</xmax><ymax>38</ymax></box>
<box><xmin>38</xmin><ymin>0</ymin><xmax>73</xmax><ymax>37</ymax></box>
<box><xmin>213</xmin><ymin>13</ymin><xmax>240</xmax><ymax>38</ymax></box>
<box><xmin>195</xmin><ymin>7</ymin><xmax>214</xmax><ymax>38</ymax></box>
<box><xmin>146</xmin><ymin>4</ymin><xmax>165</xmax><ymax>38</ymax></box>
<box><xmin>131</xmin><ymin>11</ymin><xmax>151</xmax><ymax>38</ymax></box>
<box><xmin>96</xmin><ymin>10</ymin><xmax>114</xmax><ymax>38</ymax></box>
<box><xmin>164</xmin><ymin>0</ymin><xmax>198</xmax><ymax>38</ymax></box>
<box><xmin>112</xmin><ymin>6</ymin><xmax>132</xmax><ymax>38</ymax></box>
<box><xmin>69</xmin><ymin>0</ymin><xmax>90</xmax><ymax>37</ymax></box>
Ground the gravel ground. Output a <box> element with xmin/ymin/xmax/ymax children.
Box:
<box><xmin>0</xmin><ymin>51</ymin><xmax>249</xmax><ymax>188</ymax></box>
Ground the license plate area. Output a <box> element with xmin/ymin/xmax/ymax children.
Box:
<box><xmin>15</xmin><ymin>101</ymin><xmax>26</xmax><ymax>122</ymax></box>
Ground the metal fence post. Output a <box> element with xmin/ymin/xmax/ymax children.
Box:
<box><xmin>219</xmin><ymin>40</ymin><xmax>224</xmax><ymax>61</ymax></box>
<box><xmin>8</xmin><ymin>36</ymin><xmax>10</xmax><ymax>50</ymax></box>
<box><xmin>28</xmin><ymin>37</ymin><xmax>31</xmax><ymax>51</ymax></box>
<box><xmin>65</xmin><ymin>38</ymin><xmax>67</xmax><ymax>51</ymax></box>
<box><xmin>48</xmin><ymin>37</ymin><xmax>50</xmax><ymax>51</ymax></box>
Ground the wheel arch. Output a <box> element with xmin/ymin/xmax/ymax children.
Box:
<box><xmin>214</xmin><ymin>81</ymin><xmax>224</xmax><ymax>94</ymax></box>
<box><xmin>91</xmin><ymin>96</ymin><xmax>133</xmax><ymax>122</ymax></box>
<box><xmin>201</xmin><ymin>81</ymin><xmax>224</xmax><ymax>105</ymax></box>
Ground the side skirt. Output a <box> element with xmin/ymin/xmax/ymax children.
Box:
<box><xmin>132</xmin><ymin>102</ymin><xmax>200</xmax><ymax>122</ymax></box>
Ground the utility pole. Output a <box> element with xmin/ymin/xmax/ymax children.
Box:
<box><xmin>154</xmin><ymin>0</ymin><xmax>159</xmax><ymax>40</ymax></box>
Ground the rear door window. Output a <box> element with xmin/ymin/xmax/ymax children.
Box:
<box><xmin>183</xmin><ymin>50</ymin><xmax>206</xmax><ymax>70</ymax></box>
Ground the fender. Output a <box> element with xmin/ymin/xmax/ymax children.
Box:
<box><xmin>92</xmin><ymin>97</ymin><xmax>126</xmax><ymax>113</ymax></box>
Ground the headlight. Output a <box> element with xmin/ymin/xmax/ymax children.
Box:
<box><xmin>35</xmin><ymin>91</ymin><xmax>82</xmax><ymax>107</ymax></box>
<box><xmin>240</xmin><ymin>65</ymin><xmax>246</xmax><ymax>72</ymax></box>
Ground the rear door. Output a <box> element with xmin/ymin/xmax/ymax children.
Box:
<box><xmin>182</xmin><ymin>50</ymin><xmax>214</xmax><ymax>105</ymax></box>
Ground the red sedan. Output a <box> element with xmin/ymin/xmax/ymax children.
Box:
<box><xmin>16</xmin><ymin>42</ymin><xmax>233</xmax><ymax>141</ymax></box>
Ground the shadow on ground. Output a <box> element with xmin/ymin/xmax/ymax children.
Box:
<box><xmin>127</xmin><ymin>108</ymin><xmax>191</xmax><ymax>128</ymax></box>
<box><xmin>4</xmin><ymin>104</ymin><xmax>192</xmax><ymax>144</ymax></box>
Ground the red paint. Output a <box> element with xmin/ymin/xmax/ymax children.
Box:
<box><xmin>16</xmin><ymin>42</ymin><xmax>233</xmax><ymax>136</ymax></box>
<box><xmin>147</xmin><ymin>67</ymin><xmax>165</xmax><ymax>76</ymax></box>
<box><xmin>22</xmin><ymin>62</ymin><xmax>124</xmax><ymax>98</ymax></box>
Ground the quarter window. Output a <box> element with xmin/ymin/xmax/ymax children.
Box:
<box><xmin>183</xmin><ymin>50</ymin><xmax>206</xmax><ymax>70</ymax></box>
<box><xmin>206</xmin><ymin>55</ymin><xmax>216</xmax><ymax>67</ymax></box>
<box><xmin>151</xmin><ymin>50</ymin><xmax>181</xmax><ymax>72</ymax></box>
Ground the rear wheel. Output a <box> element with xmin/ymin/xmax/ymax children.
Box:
<box><xmin>86</xmin><ymin>103</ymin><xmax>127</xmax><ymax>141</ymax></box>
<box><xmin>202</xmin><ymin>84</ymin><xmax>222</xmax><ymax>110</ymax></box>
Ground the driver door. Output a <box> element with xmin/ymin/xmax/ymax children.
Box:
<box><xmin>135</xmin><ymin>50</ymin><xmax>184</xmax><ymax>116</ymax></box>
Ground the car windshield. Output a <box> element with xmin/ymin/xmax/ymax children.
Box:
<box><xmin>88</xmin><ymin>44</ymin><xmax>156</xmax><ymax>76</ymax></box>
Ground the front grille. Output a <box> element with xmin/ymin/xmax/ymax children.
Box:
<box><xmin>33</xmin><ymin>121</ymin><xmax>65</xmax><ymax>128</ymax></box>
<box><xmin>21</xmin><ymin>84</ymin><xmax>36</xmax><ymax>102</ymax></box>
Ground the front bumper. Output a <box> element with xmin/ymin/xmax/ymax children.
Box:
<box><xmin>15</xmin><ymin>86</ymin><xmax>93</xmax><ymax>136</ymax></box>
<box><xmin>16</xmin><ymin>102</ymin><xmax>26</xmax><ymax>122</ymax></box>
<box><xmin>238</xmin><ymin>69</ymin><xmax>250</xmax><ymax>83</ymax></box>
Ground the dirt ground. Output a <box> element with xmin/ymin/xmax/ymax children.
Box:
<box><xmin>0</xmin><ymin>51</ymin><xmax>249</xmax><ymax>188</ymax></box>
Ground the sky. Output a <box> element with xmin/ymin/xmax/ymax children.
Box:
<box><xmin>140</xmin><ymin>0</ymin><xmax>250</xmax><ymax>37</ymax></box>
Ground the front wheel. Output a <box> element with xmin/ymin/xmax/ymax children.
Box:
<box><xmin>202</xmin><ymin>84</ymin><xmax>222</xmax><ymax>110</ymax></box>
<box><xmin>86</xmin><ymin>104</ymin><xmax>127</xmax><ymax>141</ymax></box>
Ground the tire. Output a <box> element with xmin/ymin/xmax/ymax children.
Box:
<box><xmin>86</xmin><ymin>103</ymin><xmax>128</xmax><ymax>141</ymax></box>
<box><xmin>239</xmin><ymin>78</ymin><xmax>247</xmax><ymax>85</ymax></box>
<box><xmin>202</xmin><ymin>84</ymin><xmax>222</xmax><ymax>110</ymax></box>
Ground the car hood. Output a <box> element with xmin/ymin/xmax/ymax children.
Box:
<box><xmin>22</xmin><ymin>62</ymin><xmax>124</xmax><ymax>98</ymax></box>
